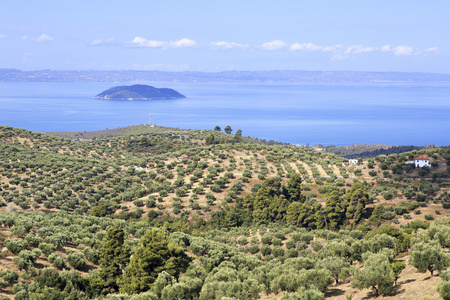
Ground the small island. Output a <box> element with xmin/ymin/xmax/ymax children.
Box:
<box><xmin>94</xmin><ymin>84</ymin><xmax>186</xmax><ymax>100</ymax></box>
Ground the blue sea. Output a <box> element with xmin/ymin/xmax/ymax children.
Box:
<box><xmin>0</xmin><ymin>82</ymin><xmax>449</xmax><ymax>146</ymax></box>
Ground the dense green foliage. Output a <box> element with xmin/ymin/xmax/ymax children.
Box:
<box><xmin>91</xmin><ymin>226</ymin><xmax>130</xmax><ymax>295</ymax></box>
<box><xmin>0</xmin><ymin>125</ymin><xmax>449</xmax><ymax>299</ymax></box>
<box><xmin>119</xmin><ymin>229</ymin><xmax>191</xmax><ymax>294</ymax></box>
<box><xmin>325</xmin><ymin>144</ymin><xmax>425</xmax><ymax>159</ymax></box>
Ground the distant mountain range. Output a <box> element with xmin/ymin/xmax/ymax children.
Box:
<box><xmin>1</xmin><ymin>68</ymin><xmax>450</xmax><ymax>83</ymax></box>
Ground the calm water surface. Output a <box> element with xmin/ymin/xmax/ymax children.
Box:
<box><xmin>0</xmin><ymin>82</ymin><xmax>449</xmax><ymax>146</ymax></box>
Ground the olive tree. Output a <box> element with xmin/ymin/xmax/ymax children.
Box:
<box><xmin>409</xmin><ymin>241</ymin><xmax>450</xmax><ymax>276</ymax></box>
<box><xmin>351</xmin><ymin>252</ymin><xmax>395</xmax><ymax>297</ymax></box>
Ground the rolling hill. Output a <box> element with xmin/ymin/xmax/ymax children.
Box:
<box><xmin>0</xmin><ymin>124</ymin><xmax>449</xmax><ymax>299</ymax></box>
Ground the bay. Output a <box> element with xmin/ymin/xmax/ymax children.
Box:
<box><xmin>0</xmin><ymin>82</ymin><xmax>449</xmax><ymax>146</ymax></box>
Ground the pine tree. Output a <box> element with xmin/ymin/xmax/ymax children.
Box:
<box><xmin>323</xmin><ymin>190</ymin><xmax>344</xmax><ymax>230</ymax></box>
<box><xmin>284</xmin><ymin>173</ymin><xmax>305</xmax><ymax>203</ymax></box>
<box><xmin>91</xmin><ymin>226</ymin><xmax>130</xmax><ymax>295</ymax></box>
<box><xmin>119</xmin><ymin>229</ymin><xmax>191</xmax><ymax>294</ymax></box>
<box><xmin>252</xmin><ymin>177</ymin><xmax>282</xmax><ymax>225</ymax></box>
<box><xmin>345</xmin><ymin>182</ymin><xmax>368</xmax><ymax>223</ymax></box>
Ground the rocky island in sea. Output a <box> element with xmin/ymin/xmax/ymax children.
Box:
<box><xmin>94</xmin><ymin>84</ymin><xmax>186</xmax><ymax>100</ymax></box>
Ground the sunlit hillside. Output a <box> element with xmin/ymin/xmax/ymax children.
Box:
<box><xmin>1</xmin><ymin>125</ymin><xmax>450</xmax><ymax>300</ymax></box>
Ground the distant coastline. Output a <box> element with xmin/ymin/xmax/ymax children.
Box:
<box><xmin>2</xmin><ymin>69</ymin><xmax>450</xmax><ymax>83</ymax></box>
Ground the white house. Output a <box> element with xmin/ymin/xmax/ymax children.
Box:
<box><xmin>414</xmin><ymin>156</ymin><xmax>430</xmax><ymax>168</ymax></box>
<box><xmin>177</xmin><ymin>155</ymin><xmax>191</xmax><ymax>162</ymax></box>
<box><xmin>348</xmin><ymin>159</ymin><xmax>358</xmax><ymax>165</ymax></box>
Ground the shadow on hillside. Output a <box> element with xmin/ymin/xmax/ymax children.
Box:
<box><xmin>34</xmin><ymin>262</ymin><xmax>48</xmax><ymax>269</ymax></box>
<box><xmin>400</xmin><ymin>278</ymin><xmax>416</xmax><ymax>284</ymax></box>
<box><xmin>391</xmin><ymin>285</ymin><xmax>406</xmax><ymax>297</ymax></box>
<box><xmin>362</xmin><ymin>290</ymin><xmax>379</xmax><ymax>299</ymax></box>
<box><xmin>82</xmin><ymin>263</ymin><xmax>97</xmax><ymax>273</ymax></box>
<box><xmin>324</xmin><ymin>287</ymin><xmax>345</xmax><ymax>297</ymax></box>
<box><xmin>361</xmin><ymin>284</ymin><xmax>406</xmax><ymax>300</ymax></box>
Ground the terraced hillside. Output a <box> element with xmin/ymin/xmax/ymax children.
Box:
<box><xmin>1</xmin><ymin>124</ymin><xmax>450</xmax><ymax>299</ymax></box>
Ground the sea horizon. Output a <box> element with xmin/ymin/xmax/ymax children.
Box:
<box><xmin>1</xmin><ymin>81</ymin><xmax>449</xmax><ymax>146</ymax></box>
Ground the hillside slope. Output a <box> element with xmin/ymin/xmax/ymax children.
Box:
<box><xmin>1</xmin><ymin>125</ymin><xmax>450</xmax><ymax>299</ymax></box>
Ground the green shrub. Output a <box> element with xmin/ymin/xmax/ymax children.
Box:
<box><xmin>272</xmin><ymin>238</ymin><xmax>282</xmax><ymax>246</ymax></box>
<box><xmin>260</xmin><ymin>245</ymin><xmax>271</xmax><ymax>256</ymax></box>
<box><xmin>438</xmin><ymin>276</ymin><xmax>450</xmax><ymax>300</ymax></box>
<box><xmin>285</xmin><ymin>240</ymin><xmax>295</xmax><ymax>249</ymax></box>
<box><xmin>237</xmin><ymin>237</ymin><xmax>248</xmax><ymax>246</ymax></box>
<box><xmin>133</xmin><ymin>199</ymin><xmax>144</xmax><ymax>207</ymax></box>
<box><xmin>248</xmin><ymin>244</ymin><xmax>259</xmax><ymax>254</ymax></box>
<box><xmin>48</xmin><ymin>253</ymin><xmax>66</xmax><ymax>269</ymax></box>
<box><xmin>146</xmin><ymin>199</ymin><xmax>156</xmax><ymax>208</ymax></box>
<box><xmin>0</xmin><ymin>270</ymin><xmax>18</xmax><ymax>287</ymax></box>
<box><xmin>38</xmin><ymin>243</ymin><xmax>56</xmax><ymax>256</ymax></box>
<box><xmin>369</xmin><ymin>170</ymin><xmax>377</xmax><ymax>177</ymax></box>
<box><xmin>394</xmin><ymin>206</ymin><xmax>408</xmax><ymax>215</ymax></box>
<box><xmin>424</xmin><ymin>214</ymin><xmax>434</xmax><ymax>221</ymax></box>
<box><xmin>272</xmin><ymin>246</ymin><xmax>284</xmax><ymax>258</ymax></box>
<box><xmin>261</xmin><ymin>235</ymin><xmax>272</xmax><ymax>245</ymax></box>
<box><xmin>286</xmin><ymin>249</ymin><xmax>299</xmax><ymax>258</ymax></box>
<box><xmin>83</xmin><ymin>248</ymin><xmax>100</xmax><ymax>264</ymax></box>
<box><xmin>311</xmin><ymin>241</ymin><xmax>323</xmax><ymax>252</ymax></box>
<box><xmin>67</xmin><ymin>252</ymin><xmax>86</xmax><ymax>270</ymax></box>
<box><xmin>274</xmin><ymin>232</ymin><xmax>286</xmax><ymax>240</ymax></box>
<box><xmin>4</xmin><ymin>238</ymin><xmax>27</xmax><ymax>254</ymax></box>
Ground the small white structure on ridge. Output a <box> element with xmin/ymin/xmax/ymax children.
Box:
<box><xmin>414</xmin><ymin>156</ymin><xmax>430</xmax><ymax>168</ymax></box>
<box><xmin>348</xmin><ymin>159</ymin><xmax>358</xmax><ymax>165</ymax></box>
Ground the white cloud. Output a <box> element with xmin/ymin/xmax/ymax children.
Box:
<box><xmin>290</xmin><ymin>43</ymin><xmax>323</xmax><ymax>51</ymax></box>
<box><xmin>262</xmin><ymin>40</ymin><xmax>288</xmax><ymax>50</ymax></box>
<box><xmin>381</xmin><ymin>45</ymin><xmax>417</xmax><ymax>56</ymax></box>
<box><xmin>0</xmin><ymin>33</ymin><xmax>6</xmax><ymax>38</ymax></box>
<box><xmin>36</xmin><ymin>34</ymin><xmax>54</xmax><ymax>42</ymax></box>
<box><xmin>288</xmin><ymin>42</ymin><xmax>436</xmax><ymax>58</ymax></box>
<box><xmin>132</xmin><ymin>37</ymin><xmax>166</xmax><ymax>48</ymax></box>
<box><xmin>21</xmin><ymin>35</ymin><xmax>28</xmax><ymax>40</ymax></box>
<box><xmin>392</xmin><ymin>45</ymin><xmax>415</xmax><ymax>56</ymax></box>
<box><xmin>424</xmin><ymin>47</ymin><xmax>438</xmax><ymax>53</ymax></box>
<box><xmin>322</xmin><ymin>45</ymin><xmax>343</xmax><ymax>52</ymax></box>
<box><xmin>169</xmin><ymin>38</ymin><xmax>196</xmax><ymax>48</ymax></box>
<box><xmin>288</xmin><ymin>42</ymin><xmax>379</xmax><ymax>59</ymax></box>
<box><xmin>344</xmin><ymin>45</ymin><xmax>376</xmax><ymax>55</ymax></box>
<box><xmin>211</xmin><ymin>41</ymin><xmax>249</xmax><ymax>49</ymax></box>
<box><xmin>381</xmin><ymin>45</ymin><xmax>391</xmax><ymax>53</ymax></box>
<box><xmin>91</xmin><ymin>38</ymin><xmax>116</xmax><ymax>46</ymax></box>
<box><xmin>132</xmin><ymin>37</ymin><xmax>196</xmax><ymax>49</ymax></box>
<box><xmin>331</xmin><ymin>53</ymin><xmax>346</xmax><ymax>61</ymax></box>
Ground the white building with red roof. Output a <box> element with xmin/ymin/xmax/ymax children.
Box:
<box><xmin>414</xmin><ymin>156</ymin><xmax>430</xmax><ymax>168</ymax></box>
<box><xmin>177</xmin><ymin>155</ymin><xmax>191</xmax><ymax>162</ymax></box>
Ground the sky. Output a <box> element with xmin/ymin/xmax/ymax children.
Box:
<box><xmin>1</xmin><ymin>0</ymin><xmax>449</xmax><ymax>73</ymax></box>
